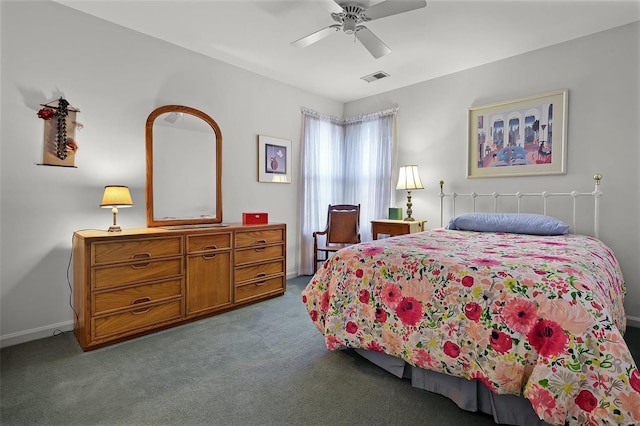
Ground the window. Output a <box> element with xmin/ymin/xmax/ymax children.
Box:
<box><xmin>298</xmin><ymin>108</ymin><xmax>397</xmax><ymax>274</ymax></box>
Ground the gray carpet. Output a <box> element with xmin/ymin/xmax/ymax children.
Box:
<box><xmin>1</xmin><ymin>276</ymin><xmax>639</xmax><ymax>426</ymax></box>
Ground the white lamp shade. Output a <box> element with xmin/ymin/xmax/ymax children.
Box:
<box><xmin>396</xmin><ymin>165</ymin><xmax>424</xmax><ymax>190</ymax></box>
<box><xmin>100</xmin><ymin>185</ymin><xmax>133</xmax><ymax>208</ymax></box>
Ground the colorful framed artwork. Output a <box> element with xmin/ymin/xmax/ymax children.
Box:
<box><xmin>258</xmin><ymin>135</ymin><xmax>291</xmax><ymax>183</ymax></box>
<box><xmin>467</xmin><ymin>90</ymin><xmax>568</xmax><ymax>178</ymax></box>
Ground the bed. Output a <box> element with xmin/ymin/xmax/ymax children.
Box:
<box><xmin>301</xmin><ymin>176</ymin><xmax>640</xmax><ymax>426</ymax></box>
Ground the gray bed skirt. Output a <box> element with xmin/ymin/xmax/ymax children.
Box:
<box><xmin>354</xmin><ymin>349</ymin><xmax>551</xmax><ymax>426</ymax></box>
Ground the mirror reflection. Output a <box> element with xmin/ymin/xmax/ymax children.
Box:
<box><xmin>146</xmin><ymin>105</ymin><xmax>222</xmax><ymax>227</ymax></box>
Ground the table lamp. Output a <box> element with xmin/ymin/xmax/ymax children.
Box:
<box><xmin>100</xmin><ymin>185</ymin><xmax>133</xmax><ymax>232</ymax></box>
<box><xmin>396</xmin><ymin>165</ymin><xmax>424</xmax><ymax>221</ymax></box>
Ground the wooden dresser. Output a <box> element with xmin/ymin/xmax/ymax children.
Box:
<box><xmin>73</xmin><ymin>223</ymin><xmax>286</xmax><ymax>351</ymax></box>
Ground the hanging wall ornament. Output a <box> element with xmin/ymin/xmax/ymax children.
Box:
<box><xmin>37</xmin><ymin>97</ymin><xmax>82</xmax><ymax>167</ymax></box>
<box><xmin>55</xmin><ymin>98</ymin><xmax>69</xmax><ymax>160</ymax></box>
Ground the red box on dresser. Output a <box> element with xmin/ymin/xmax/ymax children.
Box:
<box><xmin>242</xmin><ymin>212</ymin><xmax>268</xmax><ymax>225</ymax></box>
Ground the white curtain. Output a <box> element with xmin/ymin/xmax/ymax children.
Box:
<box><xmin>298</xmin><ymin>109</ymin><xmax>345</xmax><ymax>276</ymax></box>
<box><xmin>344</xmin><ymin>110</ymin><xmax>397</xmax><ymax>241</ymax></box>
<box><xmin>298</xmin><ymin>107</ymin><xmax>398</xmax><ymax>275</ymax></box>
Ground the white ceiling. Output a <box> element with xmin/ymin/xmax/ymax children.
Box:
<box><xmin>55</xmin><ymin>0</ymin><xmax>640</xmax><ymax>103</ymax></box>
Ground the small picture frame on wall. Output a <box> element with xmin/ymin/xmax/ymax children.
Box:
<box><xmin>468</xmin><ymin>90</ymin><xmax>568</xmax><ymax>178</ymax></box>
<box><xmin>258</xmin><ymin>135</ymin><xmax>291</xmax><ymax>183</ymax></box>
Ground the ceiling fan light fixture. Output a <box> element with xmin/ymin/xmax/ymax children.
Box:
<box><xmin>343</xmin><ymin>17</ymin><xmax>357</xmax><ymax>34</ymax></box>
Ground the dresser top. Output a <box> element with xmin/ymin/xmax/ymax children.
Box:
<box><xmin>74</xmin><ymin>223</ymin><xmax>285</xmax><ymax>240</ymax></box>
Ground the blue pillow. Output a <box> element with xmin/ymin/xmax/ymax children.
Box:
<box><xmin>446</xmin><ymin>213</ymin><xmax>569</xmax><ymax>235</ymax></box>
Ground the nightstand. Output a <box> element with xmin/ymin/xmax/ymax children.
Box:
<box><xmin>371</xmin><ymin>219</ymin><xmax>427</xmax><ymax>240</ymax></box>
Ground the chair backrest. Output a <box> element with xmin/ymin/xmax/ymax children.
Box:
<box><xmin>326</xmin><ymin>204</ymin><xmax>360</xmax><ymax>244</ymax></box>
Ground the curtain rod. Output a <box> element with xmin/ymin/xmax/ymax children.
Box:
<box><xmin>301</xmin><ymin>106</ymin><xmax>398</xmax><ymax>125</ymax></box>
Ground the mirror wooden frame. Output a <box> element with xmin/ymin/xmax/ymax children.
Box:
<box><xmin>145</xmin><ymin>105</ymin><xmax>222</xmax><ymax>227</ymax></box>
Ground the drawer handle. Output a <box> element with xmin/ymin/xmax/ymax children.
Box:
<box><xmin>131</xmin><ymin>252</ymin><xmax>151</xmax><ymax>260</ymax></box>
<box><xmin>203</xmin><ymin>253</ymin><xmax>217</xmax><ymax>260</ymax></box>
<box><xmin>131</xmin><ymin>253</ymin><xmax>151</xmax><ymax>269</ymax></box>
<box><xmin>131</xmin><ymin>307</ymin><xmax>151</xmax><ymax>315</ymax></box>
<box><xmin>203</xmin><ymin>245</ymin><xmax>218</xmax><ymax>251</ymax></box>
<box><xmin>255</xmin><ymin>280</ymin><xmax>267</xmax><ymax>286</ymax></box>
<box><xmin>254</xmin><ymin>247</ymin><xmax>266</xmax><ymax>252</ymax></box>
<box><xmin>255</xmin><ymin>272</ymin><xmax>267</xmax><ymax>278</ymax></box>
<box><xmin>131</xmin><ymin>297</ymin><xmax>152</xmax><ymax>305</ymax></box>
<box><xmin>256</xmin><ymin>239</ymin><xmax>267</xmax><ymax>244</ymax></box>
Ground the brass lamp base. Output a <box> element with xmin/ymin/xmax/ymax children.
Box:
<box><xmin>404</xmin><ymin>190</ymin><xmax>416</xmax><ymax>221</ymax></box>
<box><xmin>107</xmin><ymin>208</ymin><xmax>122</xmax><ymax>232</ymax></box>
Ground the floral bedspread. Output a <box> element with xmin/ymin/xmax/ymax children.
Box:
<box><xmin>302</xmin><ymin>229</ymin><xmax>640</xmax><ymax>425</ymax></box>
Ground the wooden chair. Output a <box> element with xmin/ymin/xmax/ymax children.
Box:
<box><xmin>313</xmin><ymin>204</ymin><xmax>361</xmax><ymax>270</ymax></box>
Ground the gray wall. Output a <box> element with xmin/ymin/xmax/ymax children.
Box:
<box><xmin>345</xmin><ymin>22</ymin><xmax>640</xmax><ymax>326</ymax></box>
<box><xmin>0</xmin><ymin>1</ymin><xmax>343</xmax><ymax>346</ymax></box>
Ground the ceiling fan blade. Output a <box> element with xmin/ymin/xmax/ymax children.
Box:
<box><xmin>355</xmin><ymin>26</ymin><xmax>391</xmax><ymax>59</ymax></box>
<box><xmin>329</xmin><ymin>0</ymin><xmax>347</xmax><ymax>13</ymax></box>
<box><xmin>363</xmin><ymin>0</ymin><xmax>427</xmax><ymax>21</ymax></box>
<box><xmin>291</xmin><ymin>25</ymin><xmax>341</xmax><ymax>48</ymax></box>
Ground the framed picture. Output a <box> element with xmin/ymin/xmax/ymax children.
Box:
<box><xmin>467</xmin><ymin>90</ymin><xmax>568</xmax><ymax>178</ymax></box>
<box><xmin>258</xmin><ymin>135</ymin><xmax>291</xmax><ymax>183</ymax></box>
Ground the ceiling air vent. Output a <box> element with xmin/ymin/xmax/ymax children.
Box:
<box><xmin>361</xmin><ymin>71</ymin><xmax>390</xmax><ymax>83</ymax></box>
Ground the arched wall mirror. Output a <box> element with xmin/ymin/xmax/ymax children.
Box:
<box><xmin>146</xmin><ymin>105</ymin><xmax>222</xmax><ymax>227</ymax></box>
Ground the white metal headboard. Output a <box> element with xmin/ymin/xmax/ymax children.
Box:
<box><xmin>439</xmin><ymin>174</ymin><xmax>603</xmax><ymax>238</ymax></box>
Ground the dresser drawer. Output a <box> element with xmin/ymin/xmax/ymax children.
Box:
<box><xmin>93</xmin><ymin>258</ymin><xmax>183</xmax><ymax>290</ymax></box>
<box><xmin>93</xmin><ymin>279</ymin><xmax>182</xmax><ymax>315</ymax></box>
<box><xmin>235</xmin><ymin>276</ymin><xmax>285</xmax><ymax>303</ymax></box>
<box><xmin>187</xmin><ymin>233</ymin><xmax>231</xmax><ymax>253</ymax></box>
<box><xmin>91</xmin><ymin>300</ymin><xmax>182</xmax><ymax>340</ymax></box>
<box><xmin>235</xmin><ymin>259</ymin><xmax>284</xmax><ymax>284</ymax></box>
<box><xmin>235</xmin><ymin>228</ymin><xmax>284</xmax><ymax>248</ymax></box>
<box><xmin>93</xmin><ymin>300</ymin><xmax>183</xmax><ymax>340</ymax></box>
<box><xmin>92</xmin><ymin>236</ymin><xmax>183</xmax><ymax>265</ymax></box>
<box><xmin>235</xmin><ymin>244</ymin><xmax>284</xmax><ymax>265</ymax></box>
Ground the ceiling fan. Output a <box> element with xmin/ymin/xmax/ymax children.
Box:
<box><xmin>291</xmin><ymin>0</ymin><xmax>427</xmax><ymax>59</ymax></box>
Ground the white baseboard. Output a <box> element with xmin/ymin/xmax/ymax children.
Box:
<box><xmin>627</xmin><ymin>315</ymin><xmax>640</xmax><ymax>329</ymax></box>
<box><xmin>3</xmin><ymin>275</ymin><xmax>304</xmax><ymax>349</ymax></box>
<box><xmin>0</xmin><ymin>320</ymin><xmax>74</xmax><ymax>348</ymax></box>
